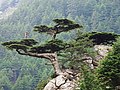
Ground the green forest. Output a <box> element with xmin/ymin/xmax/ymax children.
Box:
<box><xmin>0</xmin><ymin>0</ymin><xmax>120</xmax><ymax>90</ymax></box>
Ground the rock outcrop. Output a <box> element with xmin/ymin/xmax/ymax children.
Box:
<box><xmin>83</xmin><ymin>45</ymin><xmax>112</xmax><ymax>69</ymax></box>
<box><xmin>43</xmin><ymin>68</ymin><xmax>80</xmax><ymax>90</ymax></box>
<box><xmin>44</xmin><ymin>74</ymin><xmax>76</xmax><ymax>90</ymax></box>
<box><xmin>94</xmin><ymin>45</ymin><xmax>112</xmax><ymax>66</ymax></box>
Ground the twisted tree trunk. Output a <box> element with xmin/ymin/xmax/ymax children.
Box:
<box><xmin>16</xmin><ymin>49</ymin><xmax>77</xmax><ymax>90</ymax></box>
<box><xmin>16</xmin><ymin>49</ymin><xmax>63</xmax><ymax>75</ymax></box>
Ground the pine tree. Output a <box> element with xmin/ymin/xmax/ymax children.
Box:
<box><xmin>2</xmin><ymin>19</ymin><xmax>82</xmax><ymax>75</ymax></box>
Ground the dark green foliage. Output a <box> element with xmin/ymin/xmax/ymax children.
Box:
<box><xmin>30</xmin><ymin>39</ymin><xmax>68</xmax><ymax>53</ymax></box>
<box><xmin>112</xmin><ymin>39</ymin><xmax>120</xmax><ymax>55</ymax></box>
<box><xmin>7</xmin><ymin>44</ymin><xmax>30</xmax><ymax>50</ymax></box>
<box><xmin>34</xmin><ymin>25</ymin><xmax>50</xmax><ymax>33</ymax></box>
<box><xmin>97</xmin><ymin>38</ymin><xmax>120</xmax><ymax>89</ymax></box>
<box><xmin>89</xmin><ymin>32</ymin><xmax>119</xmax><ymax>45</ymax></box>
<box><xmin>33</xmin><ymin>19</ymin><xmax>82</xmax><ymax>38</ymax></box>
<box><xmin>2</xmin><ymin>39</ymin><xmax>38</xmax><ymax>50</ymax></box>
<box><xmin>2</xmin><ymin>41</ymin><xmax>29</xmax><ymax>51</ymax></box>
<box><xmin>2</xmin><ymin>41</ymin><xmax>21</xmax><ymax>46</ymax></box>
<box><xmin>53</xmin><ymin>19</ymin><xmax>75</xmax><ymax>25</ymax></box>
<box><xmin>78</xmin><ymin>65</ymin><xmax>102</xmax><ymax>90</ymax></box>
<box><xmin>59</xmin><ymin>24</ymin><xmax>81</xmax><ymax>31</ymax></box>
<box><xmin>53</xmin><ymin>19</ymin><xmax>82</xmax><ymax>32</ymax></box>
<box><xmin>76</xmin><ymin>32</ymin><xmax>119</xmax><ymax>45</ymax></box>
<box><xmin>20</xmin><ymin>39</ymin><xmax>38</xmax><ymax>46</ymax></box>
<box><xmin>2</xmin><ymin>39</ymin><xmax>38</xmax><ymax>46</ymax></box>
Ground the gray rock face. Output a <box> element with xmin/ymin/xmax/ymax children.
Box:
<box><xmin>43</xmin><ymin>74</ymin><xmax>76</xmax><ymax>90</ymax></box>
<box><xmin>82</xmin><ymin>45</ymin><xmax>112</xmax><ymax>69</ymax></box>
<box><xmin>55</xmin><ymin>75</ymin><xmax>67</xmax><ymax>87</ymax></box>
<box><xmin>43</xmin><ymin>79</ymin><xmax>56</xmax><ymax>90</ymax></box>
<box><xmin>94</xmin><ymin>45</ymin><xmax>112</xmax><ymax>57</ymax></box>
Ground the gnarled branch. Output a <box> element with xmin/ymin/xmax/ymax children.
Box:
<box><xmin>16</xmin><ymin>49</ymin><xmax>62</xmax><ymax>75</ymax></box>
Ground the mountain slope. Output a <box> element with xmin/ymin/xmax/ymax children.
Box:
<box><xmin>0</xmin><ymin>0</ymin><xmax>120</xmax><ymax>90</ymax></box>
<box><xmin>0</xmin><ymin>0</ymin><xmax>120</xmax><ymax>41</ymax></box>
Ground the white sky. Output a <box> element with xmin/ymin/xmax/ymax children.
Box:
<box><xmin>0</xmin><ymin>0</ymin><xmax>5</xmax><ymax>4</ymax></box>
<box><xmin>0</xmin><ymin>0</ymin><xmax>4</xmax><ymax>4</ymax></box>
<box><xmin>0</xmin><ymin>0</ymin><xmax>5</xmax><ymax>6</ymax></box>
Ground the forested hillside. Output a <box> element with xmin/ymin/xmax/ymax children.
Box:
<box><xmin>0</xmin><ymin>0</ymin><xmax>120</xmax><ymax>41</ymax></box>
<box><xmin>0</xmin><ymin>0</ymin><xmax>120</xmax><ymax>90</ymax></box>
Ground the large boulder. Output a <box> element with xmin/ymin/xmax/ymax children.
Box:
<box><xmin>44</xmin><ymin>74</ymin><xmax>76</xmax><ymax>90</ymax></box>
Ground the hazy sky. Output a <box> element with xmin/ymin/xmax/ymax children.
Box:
<box><xmin>0</xmin><ymin>0</ymin><xmax>4</xmax><ymax>4</ymax></box>
<box><xmin>0</xmin><ymin>0</ymin><xmax>5</xmax><ymax>6</ymax></box>
<box><xmin>0</xmin><ymin>0</ymin><xmax>9</xmax><ymax>9</ymax></box>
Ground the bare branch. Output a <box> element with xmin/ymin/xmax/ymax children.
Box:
<box><xmin>16</xmin><ymin>49</ymin><xmax>55</xmax><ymax>60</ymax></box>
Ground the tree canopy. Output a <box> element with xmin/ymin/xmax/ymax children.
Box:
<box><xmin>2</xmin><ymin>19</ymin><xmax>81</xmax><ymax>54</ymax></box>
<box><xmin>2</xmin><ymin>18</ymin><xmax>82</xmax><ymax>76</ymax></box>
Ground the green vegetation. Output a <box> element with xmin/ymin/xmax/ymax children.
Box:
<box><xmin>1</xmin><ymin>19</ymin><xmax>82</xmax><ymax>89</ymax></box>
<box><xmin>77</xmin><ymin>37</ymin><xmax>120</xmax><ymax>90</ymax></box>
<box><xmin>0</xmin><ymin>0</ymin><xmax>120</xmax><ymax>90</ymax></box>
<box><xmin>0</xmin><ymin>0</ymin><xmax>120</xmax><ymax>41</ymax></box>
<box><xmin>81</xmin><ymin>32</ymin><xmax>119</xmax><ymax>45</ymax></box>
<box><xmin>78</xmin><ymin>65</ymin><xmax>102</xmax><ymax>90</ymax></box>
<box><xmin>97</xmin><ymin>38</ymin><xmax>120</xmax><ymax>90</ymax></box>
